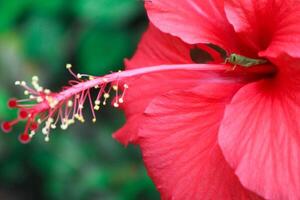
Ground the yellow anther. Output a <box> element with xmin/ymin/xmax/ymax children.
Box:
<box><xmin>94</xmin><ymin>105</ymin><xmax>100</xmax><ymax>110</ymax></box>
<box><xmin>67</xmin><ymin>100</ymin><xmax>73</xmax><ymax>107</ymax></box>
<box><xmin>113</xmin><ymin>102</ymin><xmax>119</xmax><ymax>108</ymax></box>
<box><xmin>118</xmin><ymin>98</ymin><xmax>124</xmax><ymax>103</ymax></box>
<box><xmin>104</xmin><ymin>93</ymin><xmax>110</xmax><ymax>99</ymax></box>
<box><xmin>15</xmin><ymin>81</ymin><xmax>21</xmax><ymax>85</ymax></box>
<box><xmin>42</xmin><ymin>128</ymin><xmax>49</xmax><ymax>135</ymax></box>
<box><xmin>89</xmin><ymin>76</ymin><xmax>94</xmax><ymax>80</ymax></box>
<box><xmin>44</xmin><ymin>89</ymin><xmax>51</xmax><ymax>94</ymax></box>
<box><xmin>51</xmin><ymin>124</ymin><xmax>57</xmax><ymax>129</ymax></box>
<box><xmin>124</xmin><ymin>84</ymin><xmax>129</xmax><ymax>89</ymax></box>
<box><xmin>21</xmin><ymin>81</ymin><xmax>26</xmax><ymax>86</ymax></box>
<box><xmin>66</xmin><ymin>63</ymin><xmax>72</xmax><ymax>69</ymax></box>
<box><xmin>60</xmin><ymin>124</ymin><xmax>68</xmax><ymax>130</ymax></box>
<box><xmin>68</xmin><ymin>119</ymin><xmax>75</xmax><ymax>124</ymax></box>
<box><xmin>113</xmin><ymin>85</ymin><xmax>118</xmax><ymax>91</ymax></box>
<box><xmin>79</xmin><ymin>104</ymin><xmax>84</xmax><ymax>109</ymax></box>
<box><xmin>29</xmin><ymin>131</ymin><xmax>36</xmax><ymax>138</ymax></box>
<box><xmin>32</xmin><ymin>76</ymin><xmax>39</xmax><ymax>82</ymax></box>
<box><xmin>37</xmin><ymin>97</ymin><xmax>43</xmax><ymax>102</ymax></box>
<box><xmin>24</xmin><ymin>90</ymin><xmax>29</xmax><ymax>95</ymax></box>
<box><xmin>45</xmin><ymin>136</ymin><xmax>50</xmax><ymax>142</ymax></box>
<box><xmin>92</xmin><ymin>118</ymin><xmax>96</xmax><ymax>123</ymax></box>
<box><xmin>37</xmin><ymin>87</ymin><xmax>43</xmax><ymax>92</ymax></box>
<box><xmin>80</xmin><ymin>117</ymin><xmax>85</xmax><ymax>123</ymax></box>
<box><xmin>77</xmin><ymin>74</ymin><xmax>82</xmax><ymax>79</ymax></box>
<box><xmin>95</xmin><ymin>100</ymin><xmax>101</xmax><ymax>105</ymax></box>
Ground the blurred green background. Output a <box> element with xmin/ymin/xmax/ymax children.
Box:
<box><xmin>0</xmin><ymin>0</ymin><xmax>160</xmax><ymax>199</ymax></box>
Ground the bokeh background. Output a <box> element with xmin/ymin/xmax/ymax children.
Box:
<box><xmin>0</xmin><ymin>0</ymin><xmax>160</xmax><ymax>199</ymax></box>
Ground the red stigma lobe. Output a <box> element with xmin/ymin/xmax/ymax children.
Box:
<box><xmin>1</xmin><ymin>122</ymin><xmax>12</xmax><ymax>133</ymax></box>
<box><xmin>8</xmin><ymin>98</ymin><xmax>18</xmax><ymax>108</ymax></box>
<box><xmin>19</xmin><ymin>133</ymin><xmax>31</xmax><ymax>144</ymax></box>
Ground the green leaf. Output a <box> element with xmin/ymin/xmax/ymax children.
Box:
<box><xmin>0</xmin><ymin>0</ymin><xmax>30</xmax><ymax>32</ymax></box>
<box><xmin>77</xmin><ymin>27</ymin><xmax>133</xmax><ymax>75</ymax></box>
<box><xmin>22</xmin><ymin>16</ymin><xmax>66</xmax><ymax>73</ymax></box>
<box><xmin>30</xmin><ymin>0</ymin><xmax>68</xmax><ymax>16</ymax></box>
<box><xmin>73</xmin><ymin>0</ymin><xmax>142</xmax><ymax>26</ymax></box>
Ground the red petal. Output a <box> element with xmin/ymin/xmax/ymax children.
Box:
<box><xmin>219</xmin><ymin>80</ymin><xmax>300</xmax><ymax>199</ymax></box>
<box><xmin>114</xmin><ymin>25</ymin><xmax>200</xmax><ymax>145</ymax></box>
<box><xmin>138</xmin><ymin>84</ymin><xmax>261</xmax><ymax>199</ymax></box>
<box><xmin>145</xmin><ymin>0</ymin><xmax>238</xmax><ymax>51</ymax></box>
<box><xmin>225</xmin><ymin>0</ymin><xmax>300</xmax><ymax>57</ymax></box>
<box><xmin>114</xmin><ymin>70</ymin><xmax>208</xmax><ymax>145</ymax></box>
<box><xmin>125</xmin><ymin>24</ymin><xmax>193</xmax><ymax>69</ymax></box>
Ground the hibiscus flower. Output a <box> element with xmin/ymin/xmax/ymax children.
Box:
<box><xmin>2</xmin><ymin>0</ymin><xmax>300</xmax><ymax>199</ymax></box>
<box><xmin>115</xmin><ymin>0</ymin><xmax>300</xmax><ymax>199</ymax></box>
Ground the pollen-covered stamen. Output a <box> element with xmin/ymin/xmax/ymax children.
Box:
<box><xmin>119</xmin><ymin>84</ymin><xmax>129</xmax><ymax>104</ymax></box>
<box><xmin>2</xmin><ymin>63</ymin><xmax>275</xmax><ymax>144</ymax></box>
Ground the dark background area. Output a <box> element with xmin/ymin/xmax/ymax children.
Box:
<box><xmin>0</xmin><ymin>0</ymin><xmax>159</xmax><ymax>199</ymax></box>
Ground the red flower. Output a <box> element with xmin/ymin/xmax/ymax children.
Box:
<box><xmin>115</xmin><ymin>0</ymin><xmax>300</xmax><ymax>199</ymax></box>
<box><xmin>2</xmin><ymin>0</ymin><xmax>300</xmax><ymax>199</ymax></box>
